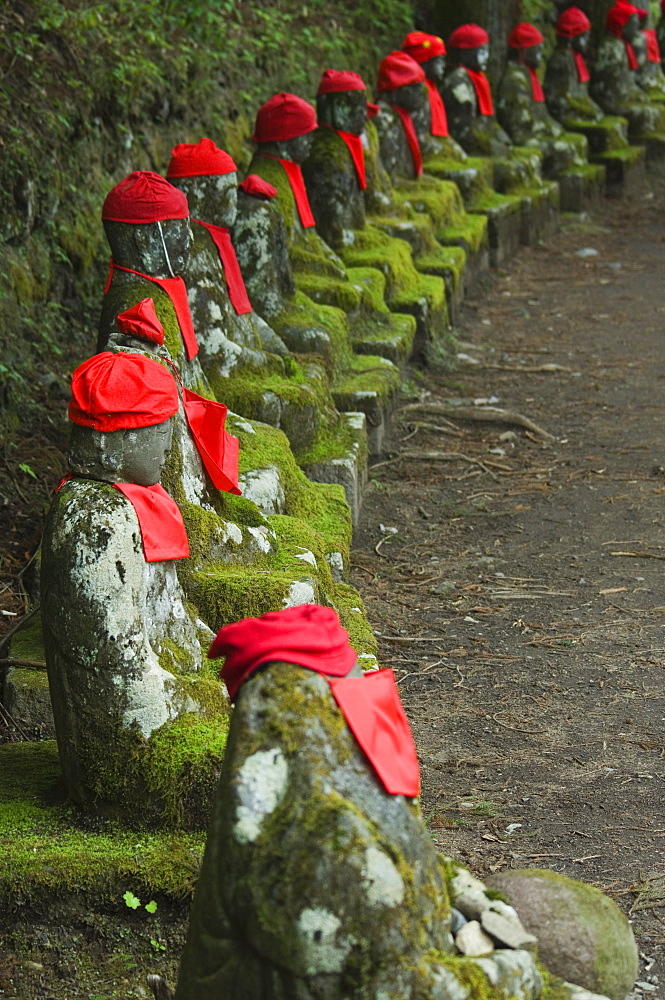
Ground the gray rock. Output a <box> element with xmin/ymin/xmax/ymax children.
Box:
<box><xmin>451</xmin><ymin>906</ymin><xmax>468</xmax><ymax>935</ymax></box>
<box><xmin>455</xmin><ymin>920</ymin><xmax>495</xmax><ymax>956</ymax></box>
<box><xmin>473</xmin><ymin>949</ymin><xmax>543</xmax><ymax>1000</ymax></box>
<box><xmin>486</xmin><ymin>869</ymin><xmax>638</xmax><ymax>1000</ymax></box>
<box><xmin>481</xmin><ymin>908</ymin><xmax>538</xmax><ymax>951</ymax></box>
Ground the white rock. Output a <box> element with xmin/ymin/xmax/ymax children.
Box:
<box><xmin>455</xmin><ymin>920</ymin><xmax>495</xmax><ymax>956</ymax></box>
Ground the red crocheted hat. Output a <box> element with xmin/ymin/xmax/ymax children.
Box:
<box><xmin>556</xmin><ymin>7</ymin><xmax>592</xmax><ymax>38</ymax></box>
<box><xmin>508</xmin><ymin>23</ymin><xmax>545</xmax><ymax>48</ymax></box>
<box><xmin>448</xmin><ymin>24</ymin><xmax>490</xmax><ymax>49</ymax></box>
<box><xmin>401</xmin><ymin>31</ymin><xmax>446</xmax><ymax>63</ymax></box>
<box><xmin>377</xmin><ymin>51</ymin><xmax>425</xmax><ymax>92</ymax></box>
<box><xmin>166</xmin><ymin>138</ymin><xmax>237</xmax><ymax>178</ymax></box>
<box><xmin>102</xmin><ymin>171</ymin><xmax>189</xmax><ymax>223</ymax></box>
<box><xmin>69</xmin><ymin>352</ymin><xmax>178</xmax><ymax>432</ymax></box>
<box><xmin>253</xmin><ymin>93</ymin><xmax>318</xmax><ymax>143</ymax></box>
<box><xmin>317</xmin><ymin>69</ymin><xmax>367</xmax><ymax>94</ymax></box>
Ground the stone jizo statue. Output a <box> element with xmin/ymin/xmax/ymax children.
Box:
<box><xmin>166</xmin><ymin>138</ymin><xmax>290</xmax><ymax>379</ymax></box>
<box><xmin>633</xmin><ymin>10</ymin><xmax>665</xmax><ymax>99</ymax></box>
<box><xmin>98</xmin><ymin>170</ymin><xmax>205</xmax><ymax>388</ymax></box>
<box><xmin>544</xmin><ymin>7</ymin><xmax>604</xmax><ymax>126</ymax></box>
<box><xmin>497</xmin><ymin>22</ymin><xmax>588</xmax><ymax>177</ymax></box>
<box><xmin>174</xmin><ymin>603</ymin><xmax>548</xmax><ymax>999</ymax></box>
<box><xmin>441</xmin><ymin>23</ymin><xmax>512</xmax><ymax>158</ymax></box>
<box><xmin>374</xmin><ymin>50</ymin><xmax>428</xmax><ymax>180</ymax></box>
<box><xmin>42</xmin><ymin>350</ymin><xmax>226</xmax><ymax>826</ymax></box>
<box><xmin>400</xmin><ymin>31</ymin><xmax>467</xmax><ymax>161</ymax></box>
<box><xmin>590</xmin><ymin>2</ymin><xmax>665</xmax><ymax>139</ymax></box>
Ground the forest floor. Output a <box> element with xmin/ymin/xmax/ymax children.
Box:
<box><xmin>2</xmin><ymin>178</ymin><xmax>665</xmax><ymax>997</ymax></box>
<box><xmin>350</xmin><ymin>176</ymin><xmax>665</xmax><ymax>996</ymax></box>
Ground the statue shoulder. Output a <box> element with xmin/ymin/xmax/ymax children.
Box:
<box><xmin>498</xmin><ymin>63</ymin><xmax>532</xmax><ymax>100</ymax></box>
<box><xmin>442</xmin><ymin>67</ymin><xmax>475</xmax><ymax>105</ymax></box>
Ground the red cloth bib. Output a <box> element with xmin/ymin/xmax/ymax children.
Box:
<box><xmin>113</xmin><ymin>482</ymin><xmax>189</xmax><ymax>561</ymax></box>
<box><xmin>258</xmin><ymin>154</ymin><xmax>316</xmax><ymax>228</ymax></box>
<box><xmin>104</xmin><ymin>262</ymin><xmax>199</xmax><ymax>360</ymax></box>
<box><xmin>645</xmin><ymin>28</ymin><xmax>661</xmax><ymax>63</ymax></box>
<box><xmin>209</xmin><ymin>603</ymin><xmax>421</xmax><ymax>797</ymax></box>
<box><xmin>624</xmin><ymin>40</ymin><xmax>639</xmax><ymax>70</ymax></box>
<box><xmin>389</xmin><ymin>103</ymin><xmax>423</xmax><ymax>176</ymax></box>
<box><xmin>182</xmin><ymin>388</ymin><xmax>241</xmax><ymax>494</ymax></box>
<box><xmin>193</xmin><ymin>219</ymin><xmax>253</xmax><ymax>315</ymax></box>
<box><xmin>573</xmin><ymin>49</ymin><xmax>591</xmax><ymax>83</ymax></box>
<box><xmin>527</xmin><ymin>66</ymin><xmax>545</xmax><ymax>102</ymax></box>
<box><xmin>329</xmin><ymin>670</ymin><xmax>420</xmax><ymax>797</ymax></box>
<box><xmin>54</xmin><ymin>477</ymin><xmax>188</xmax><ymax>562</ymax></box>
<box><xmin>465</xmin><ymin>68</ymin><xmax>495</xmax><ymax>116</ymax></box>
<box><xmin>425</xmin><ymin>78</ymin><xmax>449</xmax><ymax>136</ymax></box>
<box><xmin>322</xmin><ymin>125</ymin><xmax>367</xmax><ymax>189</ymax></box>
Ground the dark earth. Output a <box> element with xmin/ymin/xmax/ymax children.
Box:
<box><xmin>2</xmin><ymin>180</ymin><xmax>665</xmax><ymax>997</ymax></box>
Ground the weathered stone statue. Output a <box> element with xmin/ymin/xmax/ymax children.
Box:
<box><xmin>301</xmin><ymin>67</ymin><xmax>449</xmax><ymax>354</ymax></box>
<box><xmin>401</xmin><ymin>31</ymin><xmax>467</xmax><ymax>162</ymax></box>
<box><xmin>441</xmin><ymin>24</ymin><xmax>513</xmax><ymax>158</ymax></box>
<box><xmin>658</xmin><ymin>1</ymin><xmax>665</xmax><ymax>61</ymax></box>
<box><xmin>374</xmin><ymin>50</ymin><xmax>430</xmax><ymax>181</ymax></box>
<box><xmin>98</xmin><ymin>171</ymin><xmax>205</xmax><ymax>390</ymax></box>
<box><xmin>633</xmin><ymin>11</ymin><xmax>665</xmax><ymax>100</ymax></box>
<box><xmin>174</xmin><ymin>604</ymin><xmax>543</xmax><ymax>1000</ymax></box>
<box><xmin>42</xmin><ymin>350</ymin><xmax>227</xmax><ymax>827</ymax></box>
<box><xmin>590</xmin><ymin>2</ymin><xmax>665</xmax><ymax>141</ymax></box>
<box><xmin>497</xmin><ymin>22</ymin><xmax>589</xmax><ymax>177</ymax></box>
<box><xmin>165</xmin><ymin>138</ymin><xmax>343</xmax><ymax>459</ymax></box>
<box><xmin>545</xmin><ymin>7</ymin><xmax>604</xmax><ymax>126</ymax></box>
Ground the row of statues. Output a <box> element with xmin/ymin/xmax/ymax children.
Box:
<box><xmin>24</xmin><ymin>8</ymin><xmax>654</xmax><ymax>1000</ymax></box>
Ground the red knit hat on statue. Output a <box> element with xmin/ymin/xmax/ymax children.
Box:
<box><xmin>508</xmin><ymin>23</ymin><xmax>545</xmax><ymax>48</ymax></box>
<box><xmin>606</xmin><ymin>2</ymin><xmax>640</xmax><ymax>35</ymax></box>
<box><xmin>556</xmin><ymin>7</ymin><xmax>592</xmax><ymax>38</ymax></box>
<box><xmin>377</xmin><ymin>51</ymin><xmax>425</xmax><ymax>92</ymax></box>
<box><xmin>166</xmin><ymin>138</ymin><xmax>237</xmax><ymax>178</ymax></box>
<box><xmin>317</xmin><ymin>69</ymin><xmax>367</xmax><ymax>94</ymax></box>
<box><xmin>102</xmin><ymin>171</ymin><xmax>189</xmax><ymax>224</ymax></box>
<box><xmin>252</xmin><ymin>93</ymin><xmax>318</xmax><ymax>143</ymax></box>
<box><xmin>69</xmin><ymin>352</ymin><xmax>179</xmax><ymax>432</ymax></box>
<box><xmin>401</xmin><ymin>31</ymin><xmax>446</xmax><ymax>63</ymax></box>
<box><xmin>448</xmin><ymin>24</ymin><xmax>490</xmax><ymax>49</ymax></box>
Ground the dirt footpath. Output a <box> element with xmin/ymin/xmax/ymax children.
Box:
<box><xmin>351</xmin><ymin>182</ymin><xmax>665</xmax><ymax>991</ymax></box>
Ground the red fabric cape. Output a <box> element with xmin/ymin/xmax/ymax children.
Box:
<box><xmin>193</xmin><ymin>219</ymin><xmax>253</xmax><ymax>315</ymax></box>
<box><xmin>113</xmin><ymin>482</ymin><xmax>189</xmax><ymax>561</ymax></box>
<box><xmin>209</xmin><ymin>603</ymin><xmax>420</xmax><ymax>797</ymax></box>
<box><xmin>389</xmin><ymin>103</ymin><xmax>423</xmax><ymax>177</ymax></box>
<box><xmin>425</xmin><ymin>78</ymin><xmax>449</xmax><ymax>136</ymax></box>
<box><xmin>55</xmin><ymin>477</ymin><xmax>189</xmax><ymax>563</ymax></box>
<box><xmin>104</xmin><ymin>263</ymin><xmax>199</xmax><ymax>360</ymax></box>
<box><xmin>182</xmin><ymin>388</ymin><xmax>241</xmax><ymax>494</ymax></box>
<box><xmin>527</xmin><ymin>66</ymin><xmax>545</xmax><ymax>102</ymax></box>
<box><xmin>257</xmin><ymin>154</ymin><xmax>316</xmax><ymax>228</ymax></box>
<box><xmin>645</xmin><ymin>28</ymin><xmax>661</xmax><ymax>63</ymax></box>
<box><xmin>573</xmin><ymin>49</ymin><xmax>591</xmax><ymax>83</ymax></box>
<box><xmin>322</xmin><ymin>124</ymin><xmax>367</xmax><ymax>189</ymax></box>
<box><xmin>464</xmin><ymin>68</ymin><xmax>495</xmax><ymax>116</ymax></box>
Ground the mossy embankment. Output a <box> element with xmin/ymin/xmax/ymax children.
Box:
<box><xmin>0</xmin><ymin>0</ymin><xmax>413</xmax><ymax>449</ymax></box>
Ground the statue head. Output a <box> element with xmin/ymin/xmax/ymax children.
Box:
<box><xmin>102</xmin><ymin>171</ymin><xmax>192</xmax><ymax>278</ymax></box>
<box><xmin>167</xmin><ymin>138</ymin><xmax>238</xmax><ymax>227</ymax></box>
<box><xmin>68</xmin><ymin>351</ymin><xmax>179</xmax><ymax>486</ymax></box>
<box><xmin>507</xmin><ymin>23</ymin><xmax>545</xmax><ymax>69</ymax></box>
<box><xmin>253</xmin><ymin>92</ymin><xmax>318</xmax><ymax>163</ymax></box>
<box><xmin>401</xmin><ymin>31</ymin><xmax>447</xmax><ymax>84</ymax></box>
<box><xmin>316</xmin><ymin>69</ymin><xmax>374</xmax><ymax>136</ymax></box>
<box><xmin>376</xmin><ymin>51</ymin><xmax>426</xmax><ymax>112</ymax></box>
<box><xmin>448</xmin><ymin>24</ymin><xmax>491</xmax><ymax>73</ymax></box>
<box><xmin>556</xmin><ymin>7</ymin><xmax>592</xmax><ymax>51</ymax></box>
<box><xmin>606</xmin><ymin>4</ymin><xmax>641</xmax><ymax>44</ymax></box>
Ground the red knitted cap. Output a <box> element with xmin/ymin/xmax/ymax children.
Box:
<box><xmin>116</xmin><ymin>298</ymin><xmax>165</xmax><ymax>346</ymax></box>
<box><xmin>508</xmin><ymin>22</ymin><xmax>545</xmax><ymax>48</ymax></box>
<box><xmin>69</xmin><ymin>352</ymin><xmax>178</xmax><ymax>432</ymax></box>
<box><xmin>209</xmin><ymin>603</ymin><xmax>357</xmax><ymax>701</ymax></box>
<box><xmin>253</xmin><ymin>93</ymin><xmax>318</xmax><ymax>143</ymax></box>
<box><xmin>166</xmin><ymin>138</ymin><xmax>236</xmax><ymax>178</ymax></box>
<box><xmin>606</xmin><ymin>2</ymin><xmax>639</xmax><ymax>35</ymax></box>
<box><xmin>556</xmin><ymin>7</ymin><xmax>592</xmax><ymax>38</ymax></box>
<box><xmin>377</xmin><ymin>51</ymin><xmax>425</xmax><ymax>92</ymax></box>
<box><xmin>401</xmin><ymin>31</ymin><xmax>446</xmax><ymax>63</ymax></box>
<box><xmin>317</xmin><ymin>69</ymin><xmax>367</xmax><ymax>94</ymax></box>
<box><xmin>102</xmin><ymin>171</ymin><xmax>189</xmax><ymax>224</ymax></box>
<box><xmin>448</xmin><ymin>24</ymin><xmax>490</xmax><ymax>49</ymax></box>
<box><xmin>239</xmin><ymin>174</ymin><xmax>278</xmax><ymax>199</ymax></box>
